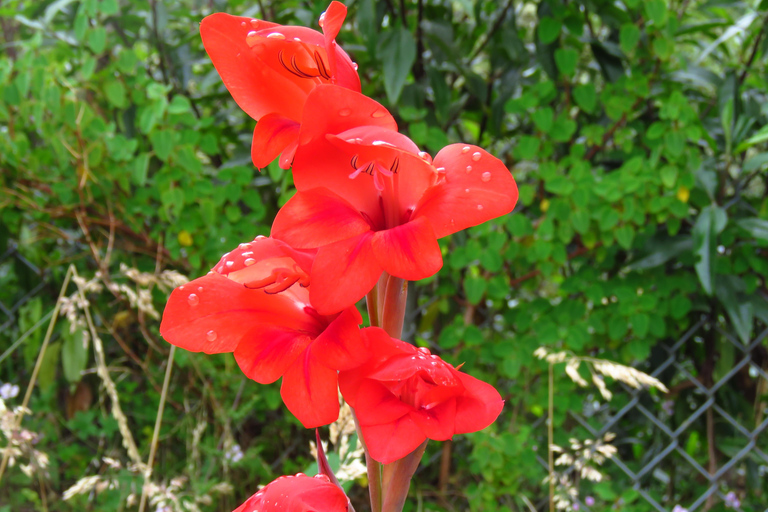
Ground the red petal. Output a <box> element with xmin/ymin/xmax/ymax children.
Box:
<box><xmin>292</xmin><ymin>86</ymin><xmax>397</xmax><ymax>215</ymax></box>
<box><xmin>321</xmin><ymin>1</ymin><xmax>346</xmax><ymax>41</ymax></box>
<box><xmin>361</xmin><ymin>415</ymin><xmax>427</xmax><ymax>464</ymax></box>
<box><xmin>281</xmin><ymin>348</ymin><xmax>340</xmax><ymax>428</ymax></box>
<box><xmin>371</xmin><ymin>217</ymin><xmax>443</xmax><ymax>280</ymax></box>
<box><xmin>312</xmin><ymin>307</ymin><xmax>368</xmax><ymax>370</ymax></box>
<box><xmin>272</xmin><ymin>189</ymin><xmax>371</xmax><ymax>249</ymax></box>
<box><xmin>250</xmin><ymin>114</ymin><xmax>300</xmax><ymax>168</ymax></box>
<box><xmin>338</xmin><ymin>328</ymin><xmax>401</xmax><ymax>406</ymax></box>
<box><xmin>309</xmin><ymin>232</ymin><xmax>381</xmax><ymax>315</ymax></box>
<box><xmin>413</xmin><ymin>144</ymin><xmax>518</xmax><ymax>238</ymax></box>
<box><xmin>409</xmin><ymin>398</ymin><xmax>457</xmax><ymax>441</ymax></box>
<box><xmin>453</xmin><ymin>371</ymin><xmax>504</xmax><ymax>434</ymax></box>
<box><xmin>200</xmin><ymin>14</ymin><xmax>310</xmax><ymax>121</ymax></box>
<box><xmin>354</xmin><ymin>380</ymin><xmax>412</xmax><ymax>426</ymax></box>
<box><xmin>160</xmin><ymin>274</ymin><xmax>309</xmax><ymax>354</ymax></box>
<box><xmin>233</xmin><ymin>326</ymin><xmax>312</xmax><ymax>384</ymax></box>
<box><xmin>262</xmin><ymin>475</ymin><xmax>348</xmax><ymax>512</ymax></box>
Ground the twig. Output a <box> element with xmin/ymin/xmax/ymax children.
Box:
<box><xmin>138</xmin><ymin>346</ymin><xmax>176</xmax><ymax>512</ymax></box>
<box><xmin>0</xmin><ymin>266</ymin><xmax>73</xmax><ymax>484</ymax></box>
<box><xmin>468</xmin><ymin>0</ymin><xmax>515</xmax><ymax>61</ymax></box>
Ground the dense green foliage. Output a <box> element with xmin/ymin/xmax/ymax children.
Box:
<box><xmin>1</xmin><ymin>0</ymin><xmax>768</xmax><ymax>511</ymax></box>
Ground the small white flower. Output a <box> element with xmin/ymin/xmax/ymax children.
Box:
<box><xmin>0</xmin><ymin>383</ymin><xmax>20</xmax><ymax>400</ymax></box>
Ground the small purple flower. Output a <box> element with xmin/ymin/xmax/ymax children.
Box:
<box><xmin>225</xmin><ymin>444</ymin><xmax>243</xmax><ymax>463</ymax></box>
<box><xmin>572</xmin><ymin>503</ymin><xmax>580</xmax><ymax>511</ymax></box>
<box><xmin>672</xmin><ymin>506</ymin><xmax>688</xmax><ymax>512</ymax></box>
<box><xmin>724</xmin><ymin>491</ymin><xmax>740</xmax><ymax>509</ymax></box>
<box><xmin>585</xmin><ymin>496</ymin><xmax>595</xmax><ymax>506</ymax></box>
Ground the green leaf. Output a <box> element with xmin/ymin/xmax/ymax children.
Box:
<box><xmin>538</xmin><ymin>17</ymin><xmax>561</xmax><ymax>45</ymax></box>
<box><xmin>715</xmin><ymin>276</ymin><xmax>753</xmax><ymax>344</ymax></box>
<box><xmin>573</xmin><ymin>84</ymin><xmax>597</xmax><ymax>113</ymax></box>
<box><xmin>532</xmin><ymin>107</ymin><xmax>554</xmax><ymax>133</ymax></box>
<box><xmin>167</xmin><ymin>95</ymin><xmax>191</xmax><ymax>114</ymax></box>
<box><xmin>150</xmin><ymin>130</ymin><xmax>173</xmax><ymax>161</ymax></box>
<box><xmin>464</xmin><ymin>275</ymin><xmax>487</xmax><ymax>305</ymax></box>
<box><xmin>104</xmin><ymin>80</ymin><xmax>127</xmax><ymax>108</ymax></box>
<box><xmin>693</xmin><ymin>206</ymin><xmax>719</xmax><ymax>295</ymax></box>
<box><xmin>737</xmin><ymin>218</ymin><xmax>768</xmax><ymax>240</ymax></box>
<box><xmin>380</xmin><ymin>27</ymin><xmax>416</xmax><ymax>104</ymax></box>
<box><xmin>660</xmin><ymin>165</ymin><xmax>678</xmax><ymax>188</ymax></box>
<box><xmin>87</xmin><ymin>27</ymin><xmax>107</xmax><ymax>53</ymax></box>
<box><xmin>62</xmin><ymin>329</ymin><xmax>88</xmax><ymax>383</ymax></box>
<box><xmin>619</xmin><ymin>23</ymin><xmax>641</xmax><ymax>54</ymax></box>
<box><xmin>554</xmin><ymin>48</ymin><xmax>578</xmax><ymax>77</ymax></box>
<box><xmin>743</xmin><ymin>152</ymin><xmax>768</xmax><ymax>172</ymax></box>
<box><xmin>615</xmin><ymin>225</ymin><xmax>635</xmax><ymax>249</ymax></box>
<box><xmin>626</xmin><ymin>236</ymin><xmax>692</xmax><ymax>271</ymax></box>
<box><xmin>644</xmin><ymin>0</ymin><xmax>668</xmax><ymax>26</ymax></box>
<box><xmin>132</xmin><ymin>154</ymin><xmax>150</xmax><ymax>186</ymax></box>
<box><xmin>631</xmin><ymin>313</ymin><xmax>650</xmax><ymax>338</ymax></box>
<box><xmin>38</xmin><ymin>341</ymin><xmax>62</xmax><ymax>392</ymax></box>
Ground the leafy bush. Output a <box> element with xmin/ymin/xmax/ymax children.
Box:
<box><xmin>1</xmin><ymin>0</ymin><xmax>767</xmax><ymax>510</ymax></box>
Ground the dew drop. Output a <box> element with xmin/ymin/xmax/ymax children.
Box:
<box><xmin>418</xmin><ymin>151</ymin><xmax>432</xmax><ymax>164</ymax></box>
<box><xmin>197</xmin><ymin>286</ymin><xmax>203</xmax><ymax>292</ymax></box>
<box><xmin>225</xmin><ymin>261</ymin><xmax>235</xmax><ymax>267</ymax></box>
<box><xmin>293</xmin><ymin>37</ymin><xmax>301</xmax><ymax>41</ymax></box>
<box><xmin>465</xmin><ymin>165</ymin><xmax>472</xmax><ymax>173</ymax></box>
<box><xmin>206</xmin><ymin>330</ymin><xmax>217</xmax><ymax>342</ymax></box>
<box><xmin>352</xmin><ymin>62</ymin><xmax>358</xmax><ymax>70</ymax></box>
<box><xmin>179</xmin><ymin>285</ymin><xmax>185</xmax><ymax>290</ymax></box>
<box><xmin>217</xmin><ymin>265</ymin><xmax>224</xmax><ymax>273</ymax></box>
<box><xmin>240</xmin><ymin>21</ymin><xmax>246</xmax><ymax>27</ymax></box>
<box><xmin>267</xmin><ymin>32</ymin><xmax>285</xmax><ymax>39</ymax></box>
<box><xmin>238</xmin><ymin>242</ymin><xmax>250</xmax><ymax>249</ymax></box>
<box><xmin>481</xmin><ymin>171</ymin><xmax>491</xmax><ymax>182</ymax></box>
<box><xmin>477</xmin><ymin>204</ymin><xmax>484</xmax><ymax>211</ymax></box>
<box><xmin>472</xmin><ymin>151</ymin><xmax>482</xmax><ymax>161</ymax></box>
<box><xmin>187</xmin><ymin>294</ymin><xmax>199</xmax><ymax>306</ymax></box>
<box><xmin>371</xmin><ymin>108</ymin><xmax>387</xmax><ymax>118</ymax></box>
<box><xmin>465</xmin><ymin>188</ymin><xmax>470</xmax><ymax>193</ymax></box>
<box><xmin>319</xmin><ymin>11</ymin><xmax>326</xmax><ymax>28</ymax></box>
<box><xmin>245</xmin><ymin>30</ymin><xmax>258</xmax><ymax>46</ymax></box>
<box><xmin>436</xmin><ymin>166</ymin><xmax>446</xmax><ymax>173</ymax></box>
<box><xmin>250</xmin><ymin>19</ymin><xmax>260</xmax><ymax>28</ymax></box>
<box><xmin>244</xmin><ymin>258</ymin><xmax>256</xmax><ymax>266</ymax></box>
<box><xmin>255</xmin><ymin>235</ymin><xmax>266</xmax><ymax>240</ymax></box>
<box><xmin>418</xmin><ymin>347</ymin><xmax>431</xmax><ymax>354</ymax></box>
<box><xmin>461</xmin><ymin>146</ymin><xmax>470</xmax><ymax>154</ymax></box>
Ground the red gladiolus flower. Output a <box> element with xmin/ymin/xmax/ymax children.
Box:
<box><xmin>271</xmin><ymin>85</ymin><xmax>518</xmax><ymax>314</ymax></box>
<box><xmin>339</xmin><ymin>328</ymin><xmax>504</xmax><ymax>464</ymax></box>
<box><xmin>200</xmin><ymin>1</ymin><xmax>360</xmax><ymax>169</ymax></box>
<box><xmin>233</xmin><ymin>473</ymin><xmax>348</xmax><ymax>512</ymax></box>
<box><xmin>160</xmin><ymin>237</ymin><xmax>367</xmax><ymax>428</ymax></box>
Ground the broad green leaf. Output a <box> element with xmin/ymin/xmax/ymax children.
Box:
<box><xmin>538</xmin><ymin>17</ymin><xmax>561</xmax><ymax>44</ymax></box>
<box><xmin>626</xmin><ymin>236</ymin><xmax>692</xmax><ymax>271</ymax></box>
<box><xmin>573</xmin><ymin>84</ymin><xmax>597</xmax><ymax>113</ymax></box>
<box><xmin>62</xmin><ymin>328</ymin><xmax>88</xmax><ymax>383</ymax></box>
<box><xmin>644</xmin><ymin>0</ymin><xmax>668</xmax><ymax>26</ymax></box>
<box><xmin>104</xmin><ymin>80</ymin><xmax>127</xmax><ymax>108</ymax></box>
<box><xmin>380</xmin><ymin>27</ymin><xmax>416</xmax><ymax>104</ymax></box>
<box><xmin>554</xmin><ymin>48</ymin><xmax>578</xmax><ymax>77</ymax></box>
<box><xmin>715</xmin><ymin>276</ymin><xmax>753</xmax><ymax>344</ymax></box>
<box><xmin>619</xmin><ymin>23</ymin><xmax>641</xmax><ymax>54</ymax></box>
<box><xmin>737</xmin><ymin>218</ymin><xmax>768</xmax><ymax>240</ymax></box>
<box><xmin>693</xmin><ymin>206</ymin><xmax>721</xmax><ymax>295</ymax></box>
<box><xmin>464</xmin><ymin>275</ymin><xmax>487</xmax><ymax>305</ymax></box>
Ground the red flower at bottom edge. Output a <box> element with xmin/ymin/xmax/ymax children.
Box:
<box><xmin>234</xmin><ymin>473</ymin><xmax>348</xmax><ymax>512</ymax></box>
<box><xmin>339</xmin><ymin>328</ymin><xmax>504</xmax><ymax>464</ymax></box>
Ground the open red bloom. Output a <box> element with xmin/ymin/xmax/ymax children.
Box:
<box><xmin>339</xmin><ymin>328</ymin><xmax>504</xmax><ymax>464</ymax></box>
<box><xmin>233</xmin><ymin>473</ymin><xmax>348</xmax><ymax>512</ymax></box>
<box><xmin>160</xmin><ymin>237</ymin><xmax>367</xmax><ymax>428</ymax></box>
<box><xmin>200</xmin><ymin>1</ymin><xmax>360</xmax><ymax>169</ymax></box>
<box><xmin>271</xmin><ymin>85</ymin><xmax>518</xmax><ymax>314</ymax></box>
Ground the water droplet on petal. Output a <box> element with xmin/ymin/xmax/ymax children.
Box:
<box><xmin>217</xmin><ymin>265</ymin><xmax>224</xmax><ymax>273</ymax></box>
<box><xmin>179</xmin><ymin>285</ymin><xmax>185</xmax><ymax>290</ymax></box>
<box><xmin>371</xmin><ymin>108</ymin><xmax>387</xmax><ymax>118</ymax></box>
<box><xmin>461</xmin><ymin>146</ymin><xmax>470</xmax><ymax>154</ymax></box>
<box><xmin>465</xmin><ymin>165</ymin><xmax>472</xmax><ymax>173</ymax></box>
<box><xmin>465</xmin><ymin>188</ymin><xmax>470</xmax><ymax>193</ymax></box>
<box><xmin>255</xmin><ymin>235</ymin><xmax>266</xmax><ymax>240</ymax></box>
<box><xmin>187</xmin><ymin>294</ymin><xmax>199</xmax><ymax>306</ymax></box>
<box><xmin>250</xmin><ymin>19</ymin><xmax>260</xmax><ymax>28</ymax></box>
<box><xmin>293</xmin><ymin>37</ymin><xmax>301</xmax><ymax>41</ymax></box>
<box><xmin>477</xmin><ymin>204</ymin><xmax>484</xmax><ymax>211</ymax></box>
<box><xmin>244</xmin><ymin>258</ymin><xmax>256</xmax><ymax>266</ymax></box>
<box><xmin>267</xmin><ymin>32</ymin><xmax>285</xmax><ymax>39</ymax></box>
<box><xmin>418</xmin><ymin>151</ymin><xmax>432</xmax><ymax>164</ymax></box>
<box><xmin>206</xmin><ymin>330</ymin><xmax>217</xmax><ymax>341</ymax></box>
<box><xmin>240</xmin><ymin>21</ymin><xmax>246</xmax><ymax>27</ymax></box>
<box><xmin>352</xmin><ymin>62</ymin><xmax>358</xmax><ymax>70</ymax></box>
<box><xmin>319</xmin><ymin>11</ymin><xmax>326</xmax><ymax>28</ymax></box>
<box><xmin>481</xmin><ymin>171</ymin><xmax>491</xmax><ymax>182</ymax></box>
<box><xmin>245</xmin><ymin>31</ymin><xmax>259</xmax><ymax>47</ymax></box>
<box><xmin>197</xmin><ymin>287</ymin><xmax>203</xmax><ymax>292</ymax></box>
<box><xmin>239</xmin><ymin>243</ymin><xmax>250</xmax><ymax>249</ymax></box>
<box><xmin>472</xmin><ymin>151</ymin><xmax>482</xmax><ymax>161</ymax></box>
<box><xmin>418</xmin><ymin>347</ymin><xmax>431</xmax><ymax>354</ymax></box>
<box><xmin>226</xmin><ymin>261</ymin><xmax>234</xmax><ymax>267</ymax></box>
